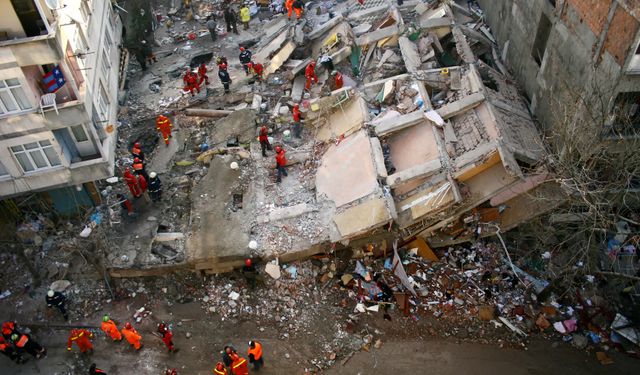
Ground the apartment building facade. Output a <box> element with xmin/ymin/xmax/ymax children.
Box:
<box><xmin>0</xmin><ymin>0</ymin><xmax>121</xmax><ymax>213</ymax></box>
<box><xmin>477</xmin><ymin>0</ymin><xmax>640</xmax><ymax>136</ymax></box>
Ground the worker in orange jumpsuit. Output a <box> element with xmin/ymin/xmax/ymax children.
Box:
<box><xmin>157</xmin><ymin>322</ymin><xmax>176</xmax><ymax>353</ymax></box>
<box><xmin>67</xmin><ymin>329</ymin><xmax>93</xmax><ymax>353</ymax></box>
<box><xmin>182</xmin><ymin>68</ymin><xmax>192</xmax><ymax>90</ymax></box>
<box><xmin>285</xmin><ymin>0</ymin><xmax>294</xmax><ymax>19</ymax></box>
<box><xmin>186</xmin><ymin>71</ymin><xmax>201</xmax><ymax>96</ymax></box>
<box><xmin>252</xmin><ymin>61</ymin><xmax>264</xmax><ymax>81</ymax></box>
<box><xmin>304</xmin><ymin>61</ymin><xmax>318</xmax><ymax>90</ymax></box>
<box><xmin>331</xmin><ymin>70</ymin><xmax>344</xmax><ymax>90</ymax></box>
<box><xmin>101</xmin><ymin>315</ymin><xmax>122</xmax><ymax>341</ymax></box>
<box><xmin>292</xmin><ymin>103</ymin><xmax>302</xmax><ymax>138</ymax></box>
<box><xmin>123</xmin><ymin>167</ymin><xmax>141</xmax><ymax>198</ymax></box>
<box><xmin>121</xmin><ymin>322</ymin><xmax>142</xmax><ymax>350</ymax></box>
<box><xmin>156</xmin><ymin>115</ymin><xmax>173</xmax><ymax>146</ymax></box>
<box><xmin>131</xmin><ymin>142</ymin><xmax>144</xmax><ymax>161</ymax></box>
<box><xmin>2</xmin><ymin>321</ymin><xmax>18</xmax><ymax>340</ymax></box>
<box><xmin>230</xmin><ymin>353</ymin><xmax>249</xmax><ymax>375</ymax></box>
<box><xmin>213</xmin><ymin>362</ymin><xmax>228</xmax><ymax>375</ymax></box>
<box><xmin>292</xmin><ymin>0</ymin><xmax>304</xmax><ymax>19</ymax></box>
<box><xmin>198</xmin><ymin>63</ymin><xmax>210</xmax><ymax>85</ymax></box>
<box><xmin>132</xmin><ymin>157</ymin><xmax>149</xmax><ymax>182</ymax></box>
<box><xmin>247</xmin><ymin>340</ymin><xmax>264</xmax><ymax>370</ymax></box>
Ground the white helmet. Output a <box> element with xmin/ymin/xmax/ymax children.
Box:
<box><xmin>149</xmin><ymin>172</ymin><xmax>157</xmax><ymax>178</ymax></box>
<box><xmin>47</xmin><ymin>290</ymin><xmax>54</xmax><ymax>297</ymax></box>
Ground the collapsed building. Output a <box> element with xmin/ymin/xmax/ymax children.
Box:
<box><xmin>109</xmin><ymin>0</ymin><xmax>565</xmax><ymax>276</ymax></box>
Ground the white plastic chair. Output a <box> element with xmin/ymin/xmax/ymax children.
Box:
<box><xmin>40</xmin><ymin>93</ymin><xmax>58</xmax><ymax>116</ymax></box>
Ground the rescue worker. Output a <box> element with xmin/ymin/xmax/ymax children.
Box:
<box><xmin>89</xmin><ymin>363</ymin><xmax>107</xmax><ymax>374</ymax></box>
<box><xmin>239</xmin><ymin>47</ymin><xmax>252</xmax><ymax>75</ymax></box>
<box><xmin>137</xmin><ymin>173</ymin><xmax>150</xmax><ymax>203</ymax></box>
<box><xmin>12</xmin><ymin>333</ymin><xmax>46</xmax><ymax>359</ymax></box>
<box><xmin>182</xmin><ymin>68</ymin><xmax>193</xmax><ymax>91</ymax></box>
<box><xmin>292</xmin><ymin>0</ymin><xmax>304</xmax><ymax>19</ymax></box>
<box><xmin>331</xmin><ymin>70</ymin><xmax>344</xmax><ymax>90</ymax></box>
<box><xmin>218</xmin><ymin>64</ymin><xmax>232</xmax><ymax>94</ymax></box>
<box><xmin>2</xmin><ymin>321</ymin><xmax>19</xmax><ymax>340</ymax></box>
<box><xmin>230</xmin><ymin>353</ymin><xmax>249</xmax><ymax>375</ymax></box>
<box><xmin>148</xmin><ymin>172</ymin><xmax>163</xmax><ymax>202</ymax></box>
<box><xmin>157</xmin><ymin>322</ymin><xmax>176</xmax><ymax>353</ymax></box>
<box><xmin>304</xmin><ymin>61</ymin><xmax>318</xmax><ymax>90</ymax></box>
<box><xmin>285</xmin><ymin>0</ymin><xmax>294</xmax><ymax>19</ymax></box>
<box><xmin>258</xmin><ymin>125</ymin><xmax>271</xmax><ymax>157</ymax></box>
<box><xmin>0</xmin><ymin>335</ymin><xmax>24</xmax><ymax>364</ymax></box>
<box><xmin>67</xmin><ymin>328</ymin><xmax>94</xmax><ymax>354</ymax></box>
<box><xmin>240</xmin><ymin>3</ymin><xmax>250</xmax><ymax>30</ymax></box>
<box><xmin>319</xmin><ymin>53</ymin><xmax>334</xmax><ymax>71</ymax></box>
<box><xmin>223</xmin><ymin>346</ymin><xmax>238</xmax><ymax>372</ymax></box>
<box><xmin>206</xmin><ymin>15</ymin><xmax>218</xmax><ymax>42</ymax></box>
<box><xmin>224</xmin><ymin>7</ymin><xmax>239</xmax><ymax>35</ymax></box>
<box><xmin>186</xmin><ymin>70</ymin><xmax>201</xmax><ymax>96</ymax></box>
<box><xmin>131</xmin><ymin>142</ymin><xmax>145</xmax><ymax>161</ymax></box>
<box><xmin>123</xmin><ymin>168</ymin><xmax>142</xmax><ymax>198</ymax></box>
<box><xmin>132</xmin><ymin>157</ymin><xmax>149</xmax><ymax>182</ymax></box>
<box><xmin>198</xmin><ymin>63</ymin><xmax>210</xmax><ymax>85</ymax></box>
<box><xmin>242</xmin><ymin>258</ymin><xmax>258</xmax><ymax>289</ymax></box>
<box><xmin>116</xmin><ymin>193</ymin><xmax>134</xmax><ymax>217</ymax></box>
<box><xmin>275</xmin><ymin>146</ymin><xmax>288</xmax><ymax>183</ymax></box>
<box><xmin>292</xmin><ymin>103</ymin><xmax>302</xmax><ymax>138</ymax></box>
<box><xmin>251</xmin><ymin>61</ymin><xmax>264</xmax><ymax>81</ymax></box>
<box><xmin>100</xmin><ymin>315</ymin><xmax>122</xmax><ymax>341</ymax></box>
<box><xmin>213</xmin><ymin>362</ymin><xmax>228</xmax><ymax>375</ymax></box>
<box><xmin>46</xmin><ymin>289</ymin><xmax>69</xmax><ymax>321</ymax></box>
<box><xmin>156</xmin><ymin>114</ymin><xmax>173</xmax><ymax>146</ymax></box>
<box><xmin>166</xmin><ymin>370</ymin><xmax>178</xmax><ymax>375</ymax></box>
<box><xmin>247</xmin><ymin>340</ymin><xmax>264</xmax><ymax>370</ymax></box>
<box><xmin>121</xmin><ymin>322</ymin><xmax>143</xmax><ymax>351</ymax></box>
<box><xmin>217</xmin><ymin>56</ymin><xmax>229</xmax><ymax>69</ymax></box>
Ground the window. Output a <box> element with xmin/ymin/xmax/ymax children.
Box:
<box><xmin>80</xmin><ymin>0</ymin><xmax>91</xmax><ymax>21</ymax></box>
<box><xmin>104</xmin><ymin>31</ymin><xmax>113</xmax><ymax>57</ymax></box>
<box><xmin>71</xmin><ymin>125</ymin><xmax>89</xmax><ymax>142</ymax></box>
<box><xmin>0</xmin><ymin>78</ymin><xmax>32</xmax><ymax>115</ymax></box>
<box><xmin>101</xmin><ymin>49</ymin><xmax>111</xmax><ymax>79</ymax></box>
<box><xmin>610</xmin><ymin>92</ymin><xmax>640</xmax><ymax>135</ymax></box>
<box><xmin>10</xmin><ymin>0</ymin><xmax>48</xmax><ymax>37</ymax></box>
<box><xmin>97</xmin><ymin>83</ymin><xmax>109</xmax><ymax>119</ymax></box>
<box><xmin>11</xmin><ymin>140</ymin><xmax>61</xmax><ymax>172</ymax></box>
<box><xmin>0</xmin><ymin>161</ymin><xmax>8</xmax><ymax>176</ymax></box>
<box><xmin>532</xmin><ymin>13</ymin><xmax>552</xmax><ymax>66</ymax></box>
<box><xmin>107</xmin><ymin>3</ymin><xmax>116</xmax><ymax>30</ymax></box>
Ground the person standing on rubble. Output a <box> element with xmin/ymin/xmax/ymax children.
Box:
<box><xmin>285</xmin><ymin>0</ymin><xmax>294</xmax><ymax>19</ymax></box>
<box><xmin>275</xmin><ymin>146</ymin><xmax>288</xmax><ymax>183</ymax></box>
<box><xmin>185</xmin><ymin>70</ymin><xmax>201</xmax><ymax>96</ymax></box>
<box><xmin>331</xmin><ymin>70</ymin><xmax>344</xmax><ymax>90</ymax></box>
<box><xmin>206</xmin><ymin>15</ymin><xmax>218</xmax><ymax>42</ymax></box>
<box><xmin>292</xmin><ymin>103</ymin><xmax>302</xmax><ymax>138</ymax></box>
<box><xmin>242</xmin><ymin>259</ymin><xmax>259</xmax><ymax>289</ymax></box>
<box><xmin>121</xmin><ymin>322</ymin><xmax>143</xmax><ymax>351</ymax></box>
<box><xmin>46</xmin><ymin>289</ymin><xmax>69</xmax><ymax>321</ymax></box>
<box><xmin>304</xmin><ymin>61</ymin><xmax>318</xmax><ymax>90</ymax></box>
<box><xmin>156</xmin><ymin>114</ymin><xmax>173</xmax><ymax>146</ymax></box>
<box><xmin>247</xmin><ymin>340</ymin><xmax>264</xmax><ymax>371</ymax></box>
<box><xmin>67</xmin><ymin>328</ymin><xmax>94</xmax><ymax>354</ymax></box>
<box><xmin>131</xmin><ymin>142</ymin><xmax>145</xmax><ymax>162</ymax></box>
<box><xmin>132</xmin><ymin>157</ymin><xmax>149</xmax><ymax>182</ymax></box>
<box><xmin>230</xmin><ymin>352</ymin><xmax>249</xmax><ymax>375</ymax></box>
<box><xmin>198</xmin><ymin>63</ymin><xmax>210</xmax><ymax>85</ymax></box>
<box><xmin>239</xmin><ymin>47</ymin><xmax>252</xmax><ymax>75</ymax></box>
<box><xmin>319</xmin><ymin>53</ymin><xmax>334</xmax><ymax>71</ymax></box>
<box><xmin>101</xmin><ymin>315</ymin><xmax>122</xmax><ymax>342</ymax></box>
<box><xmin>292</xmin><ymin>0</ymin><xmax>304</xmax><ymax>19</ymax></box>
<box><xmin>224</xmin><ymin>7</ymin><xmax>239</xmax><ymax>35</ymax></box>
<box><xmin>218</xmin><ymin>63</ymin><xmax>232</xmax><ymax>94</ymax></box>
<box><xmin>148</xmin><ymin>172</ymin><xmax>163</xmax><ymax>202</ymax></box>
<box><xmin>240</xmin><ymin>3</ymin><xmax>250</xmax><ymax>30</ymax></box>
<box><xmin>123</xmin><ymin>168</ymin><xmax>141</xmax><ymax>198</ymax></box>
<box><xmin>157</xmin><ymin>322</ymin><xmax>177</xmax><ymax>353</ymax></box>
<box><xmin>259</xmin><ymin>125</ymin><xmax>271</xmax><ymax>157</ymax></box>
<box><xmin>252</xmin><ymin>61</ymin><xmax>264</xmax><ymax>81</ymax></box>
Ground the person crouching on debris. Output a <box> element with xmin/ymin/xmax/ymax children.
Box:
<box><xmin>320</xmin><ymin>52</ymin><xmax>334</xmax><ymax>71</ymax></box>
<box><xmin>186</xmin><ymin>70</ymin><xmax>201</xmax><ymax>96</ymax></box>
<box><xmin>247</xmin><ymin>340</ymin><xmax>264</xmax><ymax>370</ymax></box>
<box><xmin>101</xmin><ymin>315</ymin><xmax>122</xmax><ymax>341</ymax></box>
<box><xmin>292</xmin><ymin>0</ymin><xmax>304</xmax><ymax>19</ymax></box>
<box><xmin>218</xmin><ymin>63</ymin><xmax>232</xmax><ymax>94</ymax></box>
<box><xmin>274</xmin><ymin>146</ymin><xmax>288</xmax><ymax>182</ymax></box>
<box><xmin>123</xmin><ymin>168</ymin><xmax>142</xmax><ymax>198</ymax></box>
<box><xmin>156</xmin><ymin>114</ymin><xmax>173</xmax><ymax>146</ymax></box>
<box><xmin>239</xmin><ymin>47</ymin><xmax>252</xmax><ymax>75</ymax></box>
<box><xmin>258</xmin><ymin>125</ymin><xmax>271</xmax><ymax>157</ymax></box>
<box><xmin>0</xmin><ymin>335</ymin><xmax>25</xmax><ymax>364</ymax></box>
<box><xmin>213</xmin><ymin>362</ymin><xmax>228</xmax><ymax>375</ymax></box>
<box><xmin>121</xmin><ymin>322</ymin><xmax>143</xmax><ymax>350</ymax></box>
<box><xmin>116</xmin><ymin>193</ymin><xmax>134</xmax><ymax>217</ymax></box>
<box><xmin>304</xmin><ymin>61</ymin><xmax>318</xmax><ymax>90</ymax></box>
<box><xmin>67</xmin><ymin>328</ymin><xmax>94</xmax><ymax>354</ymax></box>
<box><xmin>198</xmin><ymin>63</ymin><xmax>210</xmax><ymax>85</ymax></box>
<box><xmin>251</xmin><ymin>61</ymin><xmax>264</xmax><ymax>81</ymax></box>
<box><xmin>331</xmin><ymin>70</ymin><xmax>344</xmax><ymax>90</ymax></box>
<box><xmin>12</xmin><ymin>333</ymin><xmax>46</xmax><ymax>359</ymax></box>
<box><xmin>46</xmin><ymin>289</ymin><xmax>69</xmax><ymax>321</ymax></box>
<box><xmin>157</xmin><ymin>323</ymin><xmax>177</xmax><ymax>353</ymax></box>
<box><xmin>148</xmin><ymin>172</ymin><xmax>163</xmax><ymax>202</ymax></box>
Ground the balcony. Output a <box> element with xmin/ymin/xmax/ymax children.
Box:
<box><xmin>0</xmin><ymin>0</ymin><xmax>54</xmax><ymax>43</ymax></box>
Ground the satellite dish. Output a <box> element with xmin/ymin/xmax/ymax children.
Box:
<box><xmin>44</xmin><ymin>0</ymin><xmax>59</xmax><ymax>10</ymax></box>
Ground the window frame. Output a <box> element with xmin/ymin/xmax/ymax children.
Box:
<box><xmin>0</xmin><ymin>78</ymin><xmax>33</xmax><ymax>116</ymax></box>
<box><xmin>10</xmin><ymin>140</ymin><xmax>62</xmax><ymax>173</ymax></box>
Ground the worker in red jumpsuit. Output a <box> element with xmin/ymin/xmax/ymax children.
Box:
<box><xmin>123</xmin><ymin>168</ymin><xmax>141</xmax><ymax>198</ymax></box>
<box><xmin>132</xmin><ymin>157</ymin><xmax>149</xmax><ymax>182</ymax></box>
<box><xmin>259</xmin><ymin>125</ymin><xmax>271</xmax><ymax>157</ymax></box>
<box><xmin>275</xmin><ymin>146</ymin><xmax>288</xmax><ymax>183</ymax></box>
<box><xmin>67</xmin><ymin>329</ymin><xmax>93</xmax><ymax>353</ymax></box>
<box><xmin>186</xmin><ymin>71</ymin><xmax>201</xmax><ymax>96</ymax></box>
<box><xmin>230</xmin><ymin>353</ymin><xmax>249</xmax><ymax>375</ymax></box>
<box><xmin>305</xmin><ymin>61</ymin><xmax>318</xmax><ymax>90</ymax></box>
<box><xmin>198</xmin><ymin>63</ymin><xmax>209</xmax><ymax>85</ymax></box>
<box><xmin>252</xmin><ymin>61</ymin><xmax>264</xmax><ymax>81</ymax></box>
<box><xmin>292</xmin><ymin>103</ymin><xmax>302</xmax><ymax>138</ymax></box>
<box><xmin>131</xmin><ymin>142</ymin><xmax>144</xmax><ymax>161</ymax></box>
<box><xmin>157</xmin><ymin>323</ymin><xmax>177</xmax><ymax>353</ymax></box>
<box><xmin>331</xmin><ymin>70</ymin><xmax>344</xmax><ymax>90</ymax></box>
<box><xmin>182</xmin><ymin>68</ymin><xmax>192</xmax><ymax>89</ymax></box>
<box><xmin>156</xmin><ymin>115</ymin><xmax>173</xmax><ymax>146</ymax></box>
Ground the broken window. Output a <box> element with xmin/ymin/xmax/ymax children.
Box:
<box><xmin>609</xmin><ymin>92</ymin><xmax>640</xmax><ymax>135</ymax></box>
<box><xmin>532</xmin><ymin>13</ymin><xmax>552</xmax><ymax>66</ymax></box>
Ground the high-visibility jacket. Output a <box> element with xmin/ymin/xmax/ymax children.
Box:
<box><xmin>132</xmin><ymin>146</ymin><xmax>144</xmax><ymax>160</ymax></box>
<box><xmin>2</xmin><ymin>322</ymin><xmax>15</xmax><ymax>337</ymax></box>
<box><xmin>213</xmin><ymin>365</ymin><xmax>228</xmax><ymax>375</ymax></box>
<box><xmin>15</xmin><ymin>334</ymin><xmax>29</xmax><ymax>348</ymax></box>
<box><xmin>156</xmin><ymin>116</ymin><xmax>172</xmax><ymax>134</ymax></box>
<box><xmin>292</xmin><ymin>106</ymin><xmax>301</xmax><ymax>122</ymax></box>
<box><xmin>101</xmin><ymin>320</ymin><xmax>122</xmax><ymax>340</ymax></box>
<box><xmin>231</xmin><ymin>356</ymin><xmax>248</xmax><ymax>375</ymax></box>
<box><xmin>259</xmin><ymin>126</ymin><xmax>269</xmax><ymax>142</ymax></box>
<box><xmin>248</xmin><ymin>341</ymin><xmax>263</xmax><ymax>360</ymax></box>
<box><xmin>121</xmin><ymin>327</ymin><xmax>142</xmax><ymax>346</ymax></box>
<box><xmin>240</xmin><ymin>7</ymin><xmax>250</xmax><ymax>23</ymax></box>
<box><xmin>67</xmin><ymin>329</ymin><xmax>93</xmax><ymax>351</ymax></box>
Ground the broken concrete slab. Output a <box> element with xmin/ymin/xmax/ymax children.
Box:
<box><xmin>316</xmin><ymin>96</ymin><xmax>368</xmax><ymax>142</ymax></box>
<box><xmin>265</xmin><ymin>41</ymin><xmax>296</xmax><ymax>77</ymax></box>
<box><xmin>418</xmin><ymin>17</ymin><xmax>453</xmax><ymax>30</ymax></box>
<box><xmin>369</xmin><ymin>137</ymin><xmax>388</xmax><ymax>178</ymax></box>
<box><xmin>436</xmin><ymin>92</ymin><xmax>485</xmax><ymax>119</ymax></box>
<box><xmin>259</xmin><ymin>203</ymin><xmax>316</xmax><ymax>224</ymax></box>
<box><xmin>398</xmin><ymin>36</ymin><xmax>421</xmax><ymax>73</ymax></box>
<box><xmin>386</xmin><ymin>159</ymin><xmax>442</xmax><ymax>188</ymax></box>
<box><xmin>331</xmin><ymin>45</ymin><xmax>353</xmax><ymax>64</ymax></box>
<box><xmin>308</xmin><ymin>15</ymin><xmax>344</xmax><ymax>40</ymax></box>
<box><xmin>185</xmin><ymin>108</ymin><xmax>234</xmax><ymax>117</ymax></box>
<box><xmin>356</xmin><ymin>25</ymin><xmax>400</xmax><ymax>46</ymax></box>
<box><xmin>155</xmin><ymin>232</ymin><xmax>185</xmax><ymax>242</ymax></box>
<box><xmin>332</xmin><ymin>197</ymin><xmax>392</xmax><ymax>239</ymax></box>
<box><xmin>374</xmin><ymin>110</ymin><xmax>425</xmax><ymax>136</ymax></box>
<box><xmin>291</xmin><ymin>75</ymin><xmax>306</xmax><ymax>102</ymax></box>
<box><xmin>348</xmin><ymin>5</ymin><xmax>388</xmax><ymax>21</ymax></box>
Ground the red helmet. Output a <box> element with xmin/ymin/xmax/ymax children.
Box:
<box><xmin>134</xmin><ymin>142</ymin><xmax>141</xmax><ymax>148</ymax></box>
<box><xmin>134</xmin><ymin>157</ymin><xmax>141</xmax><ymax>163</ymax></box>
<box><xmin>216</xmin><ymin>363</ymin><xmax>225</xmax><ymax>370</ymax></box>
<box><xmin>125</xmin><ymin>322</ymin><xmax>132</xmax><ymax>329</ymax></box>
<box><xmin>245</xmin><ymin>258</ymin><xmax>252</xmax><ymax>267</ymax></box>
<box><xmin>247</xmin><ymin>62</ymin><xmax>253</xmax><ymax>68</ymax></box>
<box><xmin>240</xmin><ymin>47</ymin><xmax>245</xmax><ymax>51</ymax></box>
<box><xmin>157</xmin><ymin>322</ymin><xmax>166</xmax><ymax>332</ymax></box>
<box><xmin>275</xmin><ymin>146</ymin><xmax>282</xmax><ymax>153</ymax></box>
<box><xmin>219</xmin><ymin>63</ymin><xmax>228</xmax><ymax>70</ymax></box>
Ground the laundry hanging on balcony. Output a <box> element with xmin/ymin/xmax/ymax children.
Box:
<box><xmin>42</xmin><ymin>66</ymin><xmax>66</xmax><ymax>93</ymax></box>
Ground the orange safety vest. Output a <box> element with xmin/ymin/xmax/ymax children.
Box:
<box><xmin>213</xmin><ymin>366</ymin><xmax>228</xmax><ymax>375</ymax></box>
<box><xmin>16</xmin><ymin>335</ymin><xmax>28</xmax><ymax>348</ymax></box>
<box><xmin>248</xmin><ymin>341</ymin><xmax>263</xmax><ymax>360</ymax></box>
<box><xmin>231</xmin><ymin>357</ymin><xmax>248</xmax><ymax>375</ymax></box>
